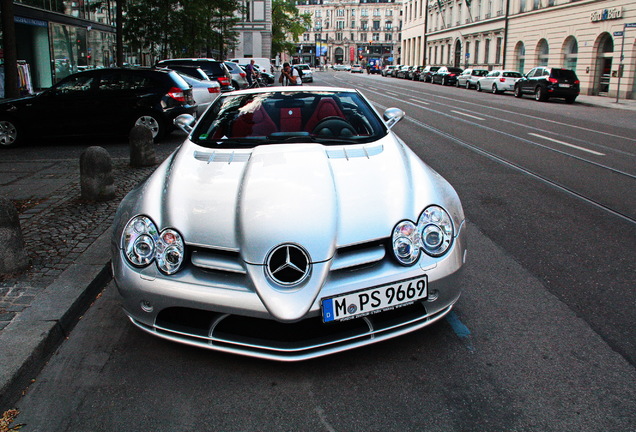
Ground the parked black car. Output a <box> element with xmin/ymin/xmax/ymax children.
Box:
<box><xmin>0</xmin><ymin>67</ymin><xmax>196</xmax><ymax>147</ymax></box>
<box><xmin>431</xmin><ymin>67</ymin><xmax>464</xmax><ymax>86</ymax></box>
<box><xmin>156</xmin><ymin>58</ymin><xmax>234</xmax><ymax>92</ymax></box>
<box><xmin>409</xmin><ymin>66</ymin><xmax>425</xmax><ymax>80</ymax></box>
<box><xmin>514</xmin><ymin>67</ymin><xmax>580</xmax><ymax>103</ymax></box>
<box><xmin>418</xmin><ymin>66</ymin><xmax>441</xmax><ymax>82</ymax></box>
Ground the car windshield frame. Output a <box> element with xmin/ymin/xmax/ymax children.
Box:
<box><xmin>190</xmin><ymin>90</ymin><xmax>388</xmax><ymax>149</ymax></box>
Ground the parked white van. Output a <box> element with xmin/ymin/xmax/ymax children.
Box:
<box><xmin>229</xmin><ymin>58</ymin><xmax>274</xmax><ymax>74</ymax></box>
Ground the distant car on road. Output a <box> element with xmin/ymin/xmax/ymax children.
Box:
<box><xmin>0</xmin><ymin>67</ymin><xmax>197</xmax><ymax>147</ymax></box>
<box><xmin>456</xmin><ymin>68</ymin><xmax>489</xmax><ymax>89</ymax></box>
<box><xmin>332</xmin><ymin>64</ymin><xmax>351</xmax><ymax>71</ymax></box>
<box><xmin>431</xmin><ymin>67</ymin><xmax>464</xmax><ymax>86</ymax></box>
<box><xmin>295</xmin><ymin>64</ymin><xmax>314</xmax><ymax>82</ymax></box>
<box><xmin>476</xmin><ymin>70</ymin><xmax>523</xmax><ymax>94</ymax></box>
<box><xmin>350</xmin><ymin>64</ymin><xmax>364</xmax><ymax>73</ymax></box>
<box><xmin>514</xmin><ymin>67</ymin><xmax>580</xmax><ymax>103</ymax></box>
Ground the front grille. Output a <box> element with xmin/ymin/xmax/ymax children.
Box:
<box><xmin>137</xmin><ymin>301</ymin><xmax>453</xmax><ymax>361</ymax></box>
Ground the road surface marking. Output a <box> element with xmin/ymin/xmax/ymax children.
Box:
<box><xmin>529</xmin><ymin>133</ymin><xmax>605</xmax><ymax>156</ymax></box>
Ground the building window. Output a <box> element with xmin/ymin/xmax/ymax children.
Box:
<box><xmin>386</xmin><ymin>9</ymin><xmax>393</xmax><ymax>16</ymax></box>
<box><xmin>475</xmin><ymin>40</ymin><xmax>480</xmax><ymax>64</ymax></box>
<box><xmin>374</xmin><ymin>8</ymin><xmax>381</xmax><ymax>16</ymax></box>
<box><xmin>337</xmin><ymin>20</ymin><xmax>345</xmax><ymax>29</ymax></box>
<box><xmin>373</xmin><ymin>20</ymin><xmax>380</xmax><ymax>30</ymax></box>
<box><xmin>484</xmin><ymin>39</ymin><xmax>490</xmax><ymax>64</ymax></box>
<box><xmin>385</xmin><ymin>33</ymin><xmax>392</xmax><ymax>41</ymax></box>
<box><xmin>563</xmin><ymin>36</ymin><xmax>578</xmax><ymax>70</ymax></box>
<box><xmin>495</xmin><ymin>37</ymin><xmax>502</xmax><ymax>64</ymax></box>
<box><xmin>361</xmin><ymin>8</ymin><xmax>369</xmax><ymax>16</ymax></box>
<box><xmin>351</xmin><ymin>20</ymin><xmax>356</xmax><ymax>28</ymax></box>
<box><xmin>385</xmin><ymin>21</ymin><xmax>392</xmax><ymax>30</ymax></box>
<box><xmin>515</xmin><ymin>41</ymin><xmax>526</xmax><ymax>72</ymax></box>
<box><xmin>465</xmin><ymin>41</ymin><xmax>470</xmax><ymax>65</ymax></box>
<box><xmin>537</xmin><ymin>38</ymin><xmax>549</xmax><ymax>66</ymax></box>
<box><xmin>360</xmin><ymin>33</ymin><xmax>367</xmax><ymax>41</ymax></box>
<box><xmin>337</xmin><ymin>9</ymin><xmax>345</xmax><ymax>16</ymax></box>
<box><xmin>336</xmin><ymin>32</ymin><xmax>343</xmax><ymax>41</ymax></box>
<box><xmin>373</xmin><ymin>33</ymin><xmax>380</xmax><ymax>41</ymax></box>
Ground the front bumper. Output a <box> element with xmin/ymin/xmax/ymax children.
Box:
<box><xmin>112</xmin><ymin>225</ymin><xmax>466</xmax><ymax>360</ymax></box>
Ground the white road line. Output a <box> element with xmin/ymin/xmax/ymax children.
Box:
<box><xmin>529</xmin><ymin>133</ymin><xmax>605</xmax><ymax>156</ymax></box>
<box><xmin>451</xmin><ymin>110</ymin><xmax>485</xmax><ymax>121</ymax></box>
<box><xmin>409</xmin><ymin>98</ymin><xmax>430</xmax><ymax>105</ymax></box>
<box><xmin>386</xmin><ymin>91</ymin><xmax>399</xmax><ymax>96</ymax></box>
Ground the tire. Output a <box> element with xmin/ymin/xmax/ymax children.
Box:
<box><xmin>466</xmin><ymin>81</ymin><xmax>471</xmax><ymax>89</ymax></box>
<box><xmin>514</xmin><ymin>85</ymin><xmax>523</xmax><ymax>98</ymax></box>
<box><xmin>456</xmin><ymin>80</ymin><xmax>460</xmax><ymax>88</ymax></box>
<box><xmin>442</xmin><ymin>77</ymin><xmax>448</xmax><ymax>86</ymax></box>
<box><xmin>0</xmin><ymin>118</ymin><xmax>21</xmax><ymax>148</ymax></box>
<box><xmin>134</xmin><ymin>113</ymin><xmax>165</xmax><ymax>141</ymax></box>
<box><xmin>565</xmin><ymin>96</ymin><xmax>576</xmax><ymax>104</ymax></box>
<box><xmin>535</xmin><ymin>86</ymin><xmax>548</xmax><ymax>102</ymax></box>
<box><xmin>492</xmin><ymin>84</ymin><xmax>499</xmax><ymax>94</ymax></box>
<box><xmin>476</xmin><ymin>82</ymin><xmax>482</xmax><ymax>92</ymax></box>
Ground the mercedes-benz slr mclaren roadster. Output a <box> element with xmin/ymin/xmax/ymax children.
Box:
<box><xmin>111</xmin><ymin>86</ymin><xmax>467</xmax><ymax>361</ymax></box>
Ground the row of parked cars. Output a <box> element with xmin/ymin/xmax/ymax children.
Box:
<box><xmin>0</xmin><ymin>58</ymin><xmax>313</xmax><ymax>148</ymax></box>
<box><xmin>382</xmin><ymin>64</ymin><xmax>580</xmax><ymax>103</ymax></box>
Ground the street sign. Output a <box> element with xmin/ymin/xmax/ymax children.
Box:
<box><xmin>614</xmin><ymin>31</ymin><xmax>624</xmax><ymax>36</ymax></box>
<box><xmin>626</xmin><ymin>23</ymin><xmax>636</xmax><ymax>28</ymax></box>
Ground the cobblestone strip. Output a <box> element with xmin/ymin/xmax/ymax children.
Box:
<box><xmin>0</xmin><ymin>159</ymin><xmax>159</xmax><ymax>331</ymax></box>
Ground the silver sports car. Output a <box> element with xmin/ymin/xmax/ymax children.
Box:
<box><xmin>111</xmin><ymin>86</ymin><xmax>467</xmax><ymax>361</ymax></box>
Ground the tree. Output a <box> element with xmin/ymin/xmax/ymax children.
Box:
<box><xmin>123</xmin><ymin>0</ymin><xmax>243</xmax><ymax>62</ymax></box>
<box><xmin>271</xmin><ymin>0</ymin><xmax>312</xmax><ymax>58</ymax></box>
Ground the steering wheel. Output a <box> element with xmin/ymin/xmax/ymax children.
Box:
<box><xmin>312</xmin><ymin>117</ymin><xmax>356</xmax><ymax>138</ymax></box>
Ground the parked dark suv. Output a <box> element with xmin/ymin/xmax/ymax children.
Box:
<box><xmin>514</xmin><ymin>67</ymin><xmax>580</xmax><ymax>103</ymax></box>
<box><xmin>418</xmin><ymin>66</ymin><xmax>440</xmax><ymax>82</ymax></box>
<box><xmin>0</xmin><ymin>67</ymin><xmax>196</xmax><ymax>147</ymax></box>
<box><xmin>156</xmin><ymin>58</ymin><xmax>234</xmax><ymax>92</ymax></box>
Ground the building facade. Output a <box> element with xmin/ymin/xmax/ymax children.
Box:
<box><xmin>294</xmin><ymin>0</ymin><xmax>403</xmax><ymax>67</ymax></box>
<box><xmin>404</xmin><ymin>0</ymin><xmax>635</xmax><ymax>99</ymax></box>
<box><xmin>228</xmin><ymin>0</ymin><xmax>273</xmax><ymax>60</ymax></box>
<box><xmin>3</xmin><ymin>0</ymin><xmax>117</xmax><ymax>92</ymax></box>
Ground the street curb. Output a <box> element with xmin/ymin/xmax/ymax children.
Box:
<box><xmin>0</xmin><ymin>228</ymin><xmax>113</xmax><ymax>411</ymax></box>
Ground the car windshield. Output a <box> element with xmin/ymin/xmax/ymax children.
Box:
<box><xmin>503</xmin><ymin>72</ymin><xmax>522</xmax><ymax>78</ymax></box>
<box><xmin>190</xmin><ymin>90</ymin><xmax>387</xmax><ymax>148</ymax></box>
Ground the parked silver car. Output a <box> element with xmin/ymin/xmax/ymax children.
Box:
<box><xmin>111</xmin><ymin>86</ymin><xmax>467</xmax><ymax>361</ymax></box>
<box><xmin>456</xmin><ymin>68</ymin><xmax>489</xmax><ymax>89</ymax></box>
<box><xmin>177</xmin><ymin>73</ymin><xmax>221</xmax><ymax>116</ymax></box>
<box><xmin>224</xmin><ymin>61</ymin><xmax>249</xmax><ymax>90</ymax></box>
<box><xmin>477</xmin><ymin>70</ymin><xmax>523</xmax><ymax>94</ymax></box>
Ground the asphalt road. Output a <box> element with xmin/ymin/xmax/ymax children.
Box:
<box><xmin>11</xmin><ymin>72</ymin><xmax>636</xmax><ymax>431</ymax></box>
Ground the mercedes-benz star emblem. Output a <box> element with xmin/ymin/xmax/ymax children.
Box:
<box><xmin>266</xmin><ymin>244</ymin><xmax>311</xmax><ymax>286</ymax></box>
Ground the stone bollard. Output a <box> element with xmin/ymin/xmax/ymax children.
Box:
<box><xmin>129</xmin><ymin>125</ymin><xmax>156</xmax><ymax>167</ymax></box>
<box><xmin>0</xmin><ymin>196</ymin><xmax>30</xmax><ymax>274</ymax></box>
<box><xmin>80</xmin><ymin>146</ymin><xmax>115</xmax><ymax>202</ymax></box>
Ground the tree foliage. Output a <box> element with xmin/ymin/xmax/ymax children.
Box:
<box><xmin>123</xmin><ymin>0</ymin><xmax>243</xmax><ymax>62</ymax></box>
<box><xmin>271</xmin><ymin>0</ymin><xmax>312</xmax><ymax>57</ymax></box>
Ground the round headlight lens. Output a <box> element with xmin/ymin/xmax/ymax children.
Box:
<box><xmin>156</xmin><ymin>229</ymin><xmax>184</xmax><ymax>274</ymax></box>
<box><xmin>123</xmin><ymin>216</ymin><xmax>159</xmax><ymax>266</ymax></box>
<box><xmin>392</xmin><ymin>220</ymin><xmax>420</xmax><ymax>265</ymax></box>
<box><xmin>417</xmin><ymin>206</ymin><xmax>453</xmax><ymax>257</ymax></box>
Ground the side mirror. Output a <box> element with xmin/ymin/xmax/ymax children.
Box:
<box><xmin>383</xmin><ymin>108</ymin><xmax>405</xmax><ymax>129</ymax></box>
<box><xmin>174</xmin><ymin>114</ymin><xmax>196</xmax><ymax>133</ymax></box>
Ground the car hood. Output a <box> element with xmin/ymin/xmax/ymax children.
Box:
<box><xmin>123</xmin><ymin>135</ymin><xmax>461</xmax><ymax>265</ymax></box>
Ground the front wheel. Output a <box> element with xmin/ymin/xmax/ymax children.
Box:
<box><xmin>134</xmin><ymin>113</ymin><xmax>165</xmax><ymax>141</ymax></box>
<box><xmin>456</xmin><ymin>80</ymin><xmax>460</xmax><ymax>88</ymax></box>
<box><xmin>514</xmin><ymin>85</ymin><xmax>523</xmax><ymax>98</ymax></box>
<box><xmin>0</xmin><ymin>118</ymin><xmax>21</xmax><ymax>148</ymax></box>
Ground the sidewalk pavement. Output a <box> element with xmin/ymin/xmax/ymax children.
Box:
<box><xmin>0</xmin><ymin>94</ymin><xmax>634</xmax><ymax>410</ymax></box>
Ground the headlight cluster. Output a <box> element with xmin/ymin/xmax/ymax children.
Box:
<box><xmin>122</xmin><ymin>216</ymin><xmax>185</xmax><ymax>275</ymax></box>
<box><xmin>392</xmin><ymin>205</ymin><xmax>454</xmax><ymax>265</ymax></box>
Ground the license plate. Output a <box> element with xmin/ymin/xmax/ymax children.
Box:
<box><xmin>559</xmin><ymin>83</ymin><xmax>571</xmax><ymax>88</ymax></box>
<box><xmin>321</xmin><ymin>276</ymin><xmax>428</xmax><ymax>322</ymax></box>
